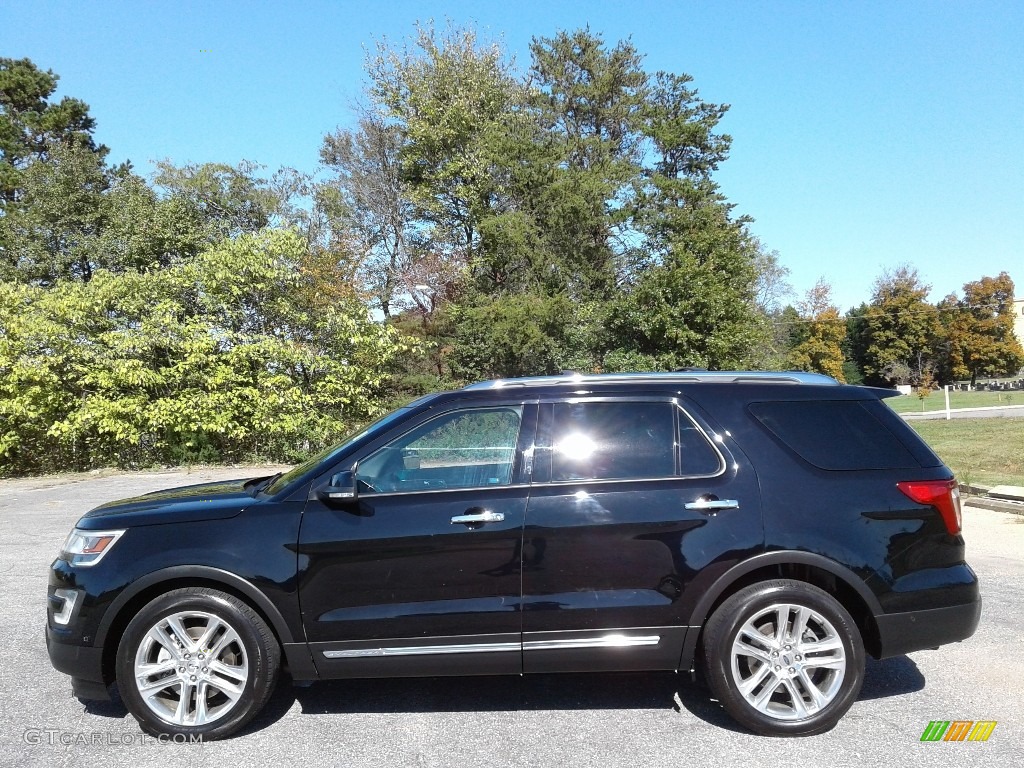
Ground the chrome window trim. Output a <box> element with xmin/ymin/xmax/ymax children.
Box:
<box><xmin>674</xmin><ymin>403</ymin><xmax>728</xmax><ymax>477</ymax></box>
<box><xmin>338</xmin><ymin>483</ymin><xmax>532</xmax><ymax>500</ymax></box>
<box><xmin>324</xmin><ymin>395</ymin><xmax>728</xmax><ymax>498</ymax></box>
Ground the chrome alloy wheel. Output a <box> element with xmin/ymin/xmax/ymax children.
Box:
<box><xmin>729</xmin><ymin>602</ymin><xmax>847</xmax><ymax>721</ymax></box>
<box><xmin>133</xmin><ymin>610</ymin><xmax>249</xmax><ymax>727</ymax></box>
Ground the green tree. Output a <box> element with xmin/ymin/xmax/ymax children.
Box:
<box><xmin>325</xmin><ymin>23</ymin><xmax>779</xmax><ymax>382</ymax></box>
<box><xmin>606</xmin><ymin>221</ymin><xmax>767</xmax><ymax>371</ymax></box>
<box><xmin>940</xmin><ymin>272</ymin><xmax>1024</xmax><ymax>385</ymax></box>
<box><xmin>0</xmin><ymin>229</ymin><xmax>411</xmax><ymax>475</ymax></box>
<box><xmin>320</xmin><ymin>112</ymin><xmax>420</xmax><ymax>318</ymax></box>
<box><xmin>152</xmin><ymin>159</ymin><xmax>294</xmax><ymax>241</ymax></box>
<box><xmin>843</xmin><ymin>303</ymin><xmax>871</xmax><ymax>384</ymax></box>
<box><xmin>366</xmin><ymin>22</ymin><xmax>524</xmax><ymax>272</ymax></box>
<box><xmin>0</xmin><ymin>141</ymin><xmax>109</xmax><ymax>283</ymax></box>
<box><xmin>526</xmin><ymin>28</ymin><xmax>648</xmax><ymax>299</ymax></box>
<box><xmin>0</xmin><ymin>57</ymin><xmax>107</xmax><ymax>204</ymax></box>
<box><xmin>607</xmin><ymin>63</ymin><xmax>768</xmax><ymax>371</ymax></box>
<box><xmin>0</xmin><ymin>148</ymin><xmax>209</xmax><ymax>285</ymax></box>
<box><xmin>859</xmin><ymin>265</ymin><xmax>939</xmax><ymax>386</ymax></box>
<box><xmin>0</xmin><ymin>60</ymin><xmax>214</xmax><ymax>285</ymax></box>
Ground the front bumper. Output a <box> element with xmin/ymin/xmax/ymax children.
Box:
<box><xmin>46</xmin><ymin>624</ymin><xmax>110</xmax><ymax>701</ymax></box>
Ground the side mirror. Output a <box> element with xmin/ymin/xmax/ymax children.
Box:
<box><xmin>318</xmin><ymin>470</ymin><xmax>357</xmax><ymax>503</ymax></box>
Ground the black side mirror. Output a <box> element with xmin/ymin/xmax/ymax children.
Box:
<box><xmin>318</xmin><ymin>470</ymin><xmax>357</xmax><ymax>503</ymax></box>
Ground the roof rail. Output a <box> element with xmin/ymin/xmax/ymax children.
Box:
<box><xmin>462</xmin><ymin>371</ymin><xmax>840</xmax><ymax>390</ymax></box>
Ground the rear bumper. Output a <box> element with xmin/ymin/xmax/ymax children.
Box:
<box><xmin>874</xmin><ymin>598</ymin><xmax>982</xmax><ymax>659</ymax></box>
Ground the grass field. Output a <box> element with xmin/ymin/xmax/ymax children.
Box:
<box><xmin>909</xmin><ymin>418</ymin><xmax>1024</xmax><ymax>488</ymax></box>
<box><xmin>886</xmin><ymin>389</ymin><xmax>1023</xmax><ymax>413</ymax></box>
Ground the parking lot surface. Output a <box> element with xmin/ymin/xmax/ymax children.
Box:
<box><xmin>1</xmin><ymin>467</ymin><xmax>1021</xmax><ymax>767</ymax></box>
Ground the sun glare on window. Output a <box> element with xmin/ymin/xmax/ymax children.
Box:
<box><xmin>556</xmin><ymin>432</ymin><xmax>597</xmax><ymax>461</ymax></box>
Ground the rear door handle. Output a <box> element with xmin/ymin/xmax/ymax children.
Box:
<box><xmin>451</xmin><ymin>510</ymin><xmax>505</xmax><ymax>525</ymax></box>
<box><xmin>685</xmin><ymin>498</ymin><xmax>740</xmax><ymax>511</ymax></box>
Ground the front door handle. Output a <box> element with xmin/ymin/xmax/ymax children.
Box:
<box><xmin>450</xmin><ymin>509</ymin><xmax>505</xmax><ymax>525</ymax></box>
<box><xmin>685</xmin><ymin>497</ymin><xmax>740</xmax><ymax>511</ymax></box>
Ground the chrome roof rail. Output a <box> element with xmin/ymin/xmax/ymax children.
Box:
<box><xmin>463</xmin><ymin>371</ymin><xmax>840</xmax><ymax>390</ymax></box>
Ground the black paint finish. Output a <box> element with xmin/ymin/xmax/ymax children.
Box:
<box><xmin>46</xmin><ymin>376</ymin><xmax>981</xmax><ymax>693</ymax></box>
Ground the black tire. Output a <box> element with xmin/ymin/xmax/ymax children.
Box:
<box><xmin>701</xmin><ymin>579</ymin><xmax>865</xmax><ymax>736</ymax></box>
<box><xmin>116</xmin><ymin>587</ymin><xmax>280</xmax><ymax>740</ymax></box>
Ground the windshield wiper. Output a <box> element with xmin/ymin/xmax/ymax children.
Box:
<box><xmin>244</xmin><ymin>472</ymin><xmax>283</xmax><ymax>497</ymax></box>
<box><xmin>256</xmin><ymin>472</ymin><xmax>284</xmax><ymax>494</ymax></box>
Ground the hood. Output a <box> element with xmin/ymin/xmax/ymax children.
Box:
<box><xmin>78</xmin><ymin>477</ymin><xmax>260</xmax><ymax>529</ymax></box>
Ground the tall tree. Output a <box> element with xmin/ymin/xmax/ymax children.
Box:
<box><xmin>0</xmin><ymin>142</ymin><xmax>109</xmax><ymax>283</ymax></box>
<box><xmin>859</xmin><ymin>265</ymin><xmax>939</xmax><ymax>386</ymax></box>
<box><xmin>527</xmin><ymin>29</ymin><xmax>648</xmax><ymax>299</ymax></box>
<box><xmin>842</xmin><ymin>303</ymin><xmax>871</xmax><ymax>385</ymax></box>
<box><xmin>0</xmin><ymin>57</ymin><xmax>107</xmax><ymax>205</ymax></box>
<box><xmin>366</xmin><ymin>22</ymin><xmax>524</xmax><ymax>276</ymax></box>
<box><xmin>607</xmin><ymin>66</ymin><xmax>767</xmax><ymax>371</ymax></box>
<box><xmin>750</xmin><ymin>241</ymin><xmax>792</xmax><ymax>315</ymax></box>
<box><xmin>320</xmin><ymin>112</ymin><xmax>420</xmax><ymax>318</ymax></box>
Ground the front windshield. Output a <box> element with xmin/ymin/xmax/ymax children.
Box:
<box><xmin>264</xmin><ymin>407</ymin><xmax>413</xmax><ymax>494</ymax></box>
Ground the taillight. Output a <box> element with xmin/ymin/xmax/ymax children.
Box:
<box><xmin>897</xmin><ymin>479</ymin><xmax>962</xmax><ymax>534</ymax></box>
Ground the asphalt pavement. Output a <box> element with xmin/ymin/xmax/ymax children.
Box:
<box><xmin>1</xmin><ymin>467</ymin><xmax>1021</xmax><ymax>767</ymax></box>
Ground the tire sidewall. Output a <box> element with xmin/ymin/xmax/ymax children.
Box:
<box><xmin>704</xmin><ymin>581</ymin><xmax>865</xmax><ymax>736</ymax></box>
<box><xmin>116</xmin><ymin>589</ymin><xmax>274</xmax><ymax>740</ymax></box>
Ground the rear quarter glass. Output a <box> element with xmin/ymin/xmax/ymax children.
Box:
<box><xmin>747</xmin><ymin>399</ymin><xmax>937</xmax><ymax>471</ymax></box>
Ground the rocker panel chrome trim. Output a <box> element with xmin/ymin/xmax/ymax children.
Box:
<box><xmin>321</xmin><ymin>633</ymin><xmax>661</xmax><ymax>659</ymax></box>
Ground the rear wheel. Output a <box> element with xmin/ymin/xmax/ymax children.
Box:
<box><xmin>116</xmin><ymin>587</ymin><xmax>279</xmax><ymax>740</ymax></box>
<box><xmin>701</xmin><ymin>579</ymin><xmax>864</xmax><ymax>736</ymax></box>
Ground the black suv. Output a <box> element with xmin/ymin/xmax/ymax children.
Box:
<box><xmin>46</xmin><ymin>371</ymin><xmax>981</xmax><ymax>738</ymax></box>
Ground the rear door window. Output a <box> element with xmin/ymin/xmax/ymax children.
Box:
<box><xmin>551</xmin><ymin>401</ymin><xmax>675</xmax><ymax>481</ymax></box>
<box><xmin>546</xmin><ymin>401</ymin><xmax>723</xmax><ymax>482</ymax></box>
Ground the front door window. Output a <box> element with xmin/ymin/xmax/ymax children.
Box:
<box><xmin>357</xmin><ymin>407</ymin><xmax>524</xmax><ymax>493</ymax></box>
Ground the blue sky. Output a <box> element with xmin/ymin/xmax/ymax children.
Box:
<box><xmin>3</xmin><ymin>0</ymin><xmax>1022</xmax><ymax>310</ymax></box>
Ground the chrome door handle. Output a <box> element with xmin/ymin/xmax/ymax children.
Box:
<box><xmin>685</xmin><ymin>498</ymin><xmax>740</xmax><ymax>511</ymax></box>
<box><xmin>450</xmin><ymin>510</ymin><xmax>505</xmax><ymax>525</ymax></box>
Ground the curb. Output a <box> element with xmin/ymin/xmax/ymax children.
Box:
<box><xmin>963</xmin><ymin>497</ymin><xmax>1024</xmax><ymax>517</ymax></box>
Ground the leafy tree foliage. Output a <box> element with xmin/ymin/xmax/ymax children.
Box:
<box><xmin>0</xmin><ymin>57</ymin><xmax>107</xmax><ymax>204</ymax></box>
<box><xmin>6</xmin><ymin>42</ymin><xmax>1020</xmax><ymax>477</ymax></box>
<box><xmin>786</xmin><ymin>279</ymin><xmax>846</xmax><ymax>381</ymax></box>
<box><xmin>0</xmin><ymin>230</ymin><xmax>410</xmax><ymax>474</ymax></box>
<box><xmin>0</xmin><ymin>150</ymin><xmax>209</xmax><ymax>284</ymax></box>
<box><xmin>351</xmin><ymin>24</ymin><xmax>770</xmax><ymax>378</ymax></box>
<box><xmin>857</xmin><ymin>266</ymin><xmax>939</xmax><ymax>386</ymax></box>
<box><xmin>938</xmin><ymin>272</ymin><xmax>1023</xmax><ymax>385</ymax></box>
<box><xmin>152</xmin><ymin>159</ymin><xmax>296</xmax><ymax>241</ymax></box>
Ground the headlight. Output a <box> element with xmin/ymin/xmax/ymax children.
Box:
<box><xmin>59</xmin><ymin>528</ymin><xmax>125</xmax><ymax>567</ymax></box>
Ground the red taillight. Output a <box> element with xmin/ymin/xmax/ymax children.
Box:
<box><xmin>897</xmin><ymin>479</ymin><xmax>962</xmax><ymax>535</ymax></box>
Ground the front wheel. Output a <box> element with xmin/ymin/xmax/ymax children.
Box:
<box><xmin>701</xmin><ymin>579</ymin><xmax>865</xmax><ymax>736</ymax></box>
<box><xmin>116</xmin><ymin>587</ymin><xmax>280</xmax><ymax>740</ymax></box>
